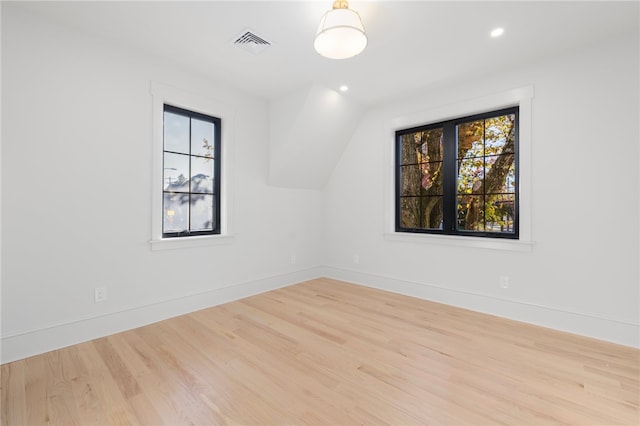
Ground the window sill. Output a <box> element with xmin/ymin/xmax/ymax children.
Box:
<box><xmin>384</xmin><ymin>232</ymin><xmax>534</xmax><ymax>252</ymax></box>
<box><xmin>150</xmin><ymin>234</ymin><xmax>235</xmax><ymax>251</ymax></box>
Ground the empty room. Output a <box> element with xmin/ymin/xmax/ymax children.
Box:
<box><xmin>1</xmin><ymin>1</ymin><xmax>639</xmax><ymax>425</ymax></box>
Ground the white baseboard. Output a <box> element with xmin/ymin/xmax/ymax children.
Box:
<box><xmin>321</xmin><ymin>266</ymin><xmax>640</xmax><ymax>349</ymax></box>
<box><xmin>0</xmin><ymin>267</ymin><xmax>324</xmax><ymax>364</ymax></box>
<box><xmin>3</xmin><ymin>266</ymin><xmax>637</xmax><ymax>364</ymax></box>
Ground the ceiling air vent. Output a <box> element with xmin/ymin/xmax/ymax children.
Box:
<box><xmin>233</xmin><ymin>29</ymin><xmax>271</xmax><ymax>55</ymax></box>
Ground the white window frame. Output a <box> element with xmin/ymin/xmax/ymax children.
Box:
<box><xmin>150</xmin><ymin>81</ymin><xmax>235</xmax><ymax>250</ymax></box>
<box><xmin>384</xmin><ymin>85</ymin><xmax>534</xmax><ymax>252</ymax></box>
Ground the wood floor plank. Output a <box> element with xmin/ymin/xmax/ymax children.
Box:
<box><xmin>23</xmin><ymin>355</ymin><xmax>48</xmax><ymax>425</ymax></box>
<box><xmin>73</xmin><ymin>340</ymin><xmax>140</xmax><ymax>425</ymax></box>
<box><xmin>2</xmin><ymin>278</ymin><xmax>639</xmax><ymax>425</ymax></box>
<box><xmin>1</xmin><ymin>360</ymin><xmax>26</xmax><ymax>425</ymax></box>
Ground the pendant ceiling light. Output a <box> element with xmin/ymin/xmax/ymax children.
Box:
<box><xmin>314</xmin><ymin>0</ymin><xmax>367</xmax><ymax>60</ymax></box>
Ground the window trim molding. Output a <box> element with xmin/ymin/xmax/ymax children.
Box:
<box><xmin>150</xmin><ymin>81</ymin><xmax>235</xmax><ymax>250</ymax></box>
<box><xmin>383</xmin><ymin>85</ymin><xmax>534</xmax><ymax>252</ymax></box>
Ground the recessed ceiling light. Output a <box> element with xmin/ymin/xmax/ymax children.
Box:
<box><xmin>339</xmin><ymin>85</ymin><xmax>349</xmax><ymax>92</ymax></box>
<box><xmin>491</xmin><ymin>28</ymin><xmax>504</xmax><ymax>38</ymax></box>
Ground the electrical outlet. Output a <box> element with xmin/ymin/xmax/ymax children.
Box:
<box><xmin>353</xmin><ymin>254</ymin><xmax>360</xmax><ymax>264</ymax></box>
<box><xmin>290</xmin><ymin>254</ymin><xmax>296</xmax><ymax>265</ymax></box>
<box><xmin>94</xmin><ymin>286</ymin><xmax>107</xmax><ymax>302</ymax></box>
<box><xmin>499</xmin><ymin>276</ymin><xmax>510</xmax><ymax>289</ymax></box>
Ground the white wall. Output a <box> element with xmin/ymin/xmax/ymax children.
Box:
<box><xmin>2</xmin><ymin>5</ymin><xmax>638</xmax><ymax>364</ymax></box>
<box><xmin>324</xmin><ymin>31</ymin><xmax>640</xmax><ymax>347</ymax></box>
<box><xmin>1</xmin><ymin>5</ymin><xmax>325</xmax><ymax>363</ymax></box>
<box><xmin>269</xmin><ymin>83</ymin><xmax>364</xmax><ymax>189</ymax></box>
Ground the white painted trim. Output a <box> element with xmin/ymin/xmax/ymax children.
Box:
<box><xmin>150</xmin><ymin>81</ymin><xmax>235</xmax><ymax>250</ymax></box>
<box><xmin>150</xmin><ymin>234</ymin><xmax>235</xmax><ymax>250</ymax></box>
<box><xmin>384</xmin><ymin>85</ymin><xmax>535</xmax><ymax>251</ymax></box>
<box><xmin>383</xmin><ymin>232</ymin><xmax>533</xmax><ymax>252</ymax></box>
<box><xmin>4</xmin><ymin>266</ymin><xmax>636</xmax><ymax>363</ymax></box>
<box><xmin>322</xmin><ymin>266</ymin><xmax>640</xmax><ymax>348</ymax></box>
<box><xmin>0</xmin><ymin>267</ymin><xmax>325</xmax><ymax>364</ymax></box>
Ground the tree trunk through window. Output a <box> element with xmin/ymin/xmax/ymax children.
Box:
<box><xmin>457</xmin><ymin>115</ymin><xmax>515</xmax><ymax>231</ymax></box>
<box><xmin>400</xmin><ymin>129</ymin><xmax>443</xmax><ymax>229</ymax></box>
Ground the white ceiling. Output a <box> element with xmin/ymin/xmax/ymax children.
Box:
<box><xmin>12</xmin><ymin>1</ymin><xmax>640</xmax><ymax>107</ymax></box>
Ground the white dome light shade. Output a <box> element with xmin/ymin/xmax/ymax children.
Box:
<box><xmin>314</xmin><ymin>7</ymin><xmax>367</xmax><ymax>59</ymax></box>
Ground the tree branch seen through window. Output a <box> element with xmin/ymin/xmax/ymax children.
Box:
<box><xmin>396</xmin><ymin>107</ymin><xmax>518</xmax><ymax>239</ymax></box>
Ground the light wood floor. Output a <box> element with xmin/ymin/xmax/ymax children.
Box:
<box><xmin>2</xmin><ymin>278</ymin><xmax>639</xmax><ymax>425</ymax></box>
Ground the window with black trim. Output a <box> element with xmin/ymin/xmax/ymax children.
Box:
<box><xmin>162</xmin><ymin>104</ymin><xmax>221</xmax><ymax>238</ymax></box>
<box><xmin>396</xmin><ymin>107</ymin><xmax>518</xmax><ymax>239</ymax></box>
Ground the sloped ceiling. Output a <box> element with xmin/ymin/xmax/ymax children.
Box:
<box><xmin>269</xmin><ymin>84</ymin><xmax>364</xmax><ymax>189</ymax></box>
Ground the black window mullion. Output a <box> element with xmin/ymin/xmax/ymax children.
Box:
<box><xmin>187</xmin><ymin>118</ymin><xmax>192</xmax><ymax>234</ymax></box>
<box><xmin>482</xmin><ymin>119</ymin><xmax>487</xmax><ymax>232</ymax></box>
<box><xmin>442</xmin><ymin>121</ymin><xmax>457</xmax><ymax>233</ymax></box>
<box><xmin>513</xmin><ymin>109</ymin><xmax>520</xmax><ymax>237</ymax></box>
<box><xmin>394</xmin><ymin>132</ymin><xmax>403</xmax><ymax>231</ymax></box>
<box><xmin>214</xmin><ymin>118</ymin><xmax>221</xmax><ymax>230</ymax></box>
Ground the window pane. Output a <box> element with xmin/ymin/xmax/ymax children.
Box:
<box><xmin>400</xmin><ymin>164</ymin><xmax>420</xmax><ymax>196</ymax></box>
<box><xmin>457</xmin><ymin>195</ymin><xmax>485</xmax><ymax>231</ymax></box>
<box><xmin>400</xmin><ymin>128</ymin><xmax>443</xmax><ymax>165</ymax></box>
<box><xmin>400</xmin><ymin>196</ymin><xmax>443</xmax><ymax>229</ymax></box>
<box><xmin>486</xmin><ymin>194</ymin><xmax>515</xmax><ymax>233</ymax></box>
<box><xmin>401</xmin><ymin>162</ymin><xmax>443</xmax><ymax>196</ymax></box>
<box><xmin>457</xmin><ymin>120</ymin><xmax>484</xmax><ymax>159</ymax></box>
<box><xmin>190</xmin><ymin>194</ymin><xmax>214</xmax><ymax>231</ymax></box>
<box><xmin>484</xmin><ymin>155</ymin><xmax>515</xmax><ymax>194</ymax></box>
<box><xmin>190</xmin><ymin>156</ymin><xmax>214</xmax><ymax>194</ymax></box>
<box><xmin>457</xmin><ymin>158</ymin><xmax>484</xmax><ymax>194</ymax></box>
<box><xmin>164</xmin><ymin>111</ymin><xmax>189</xmax><ymax>154</ymax></box>
<box><xmin>164</xmin><ymin>193</ymin><xmax>189</xmax><ymax>233</ymax></box>
<box><xmin>419</xmin><ymin>128</ymin><xmax>443</xmax><ymax>162</ymax></box>
<box><xmin>485</xmin><ymin>114</ymin><xmax>515</xmax><ymax>155</ymax></box>
<box><xmin>505</xmin><ymin>163</ymin><xmax>516</xmax><ymax>193</ymax></box>
<box><xmin>164</xmin><ymin>152</ymin><xmax>190</xmax><ymax>192</ymax></box>
<box><xmin>191</xmin><ymin>118</ymin><xmax>215</xmax><ymax>158</ymax></box>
